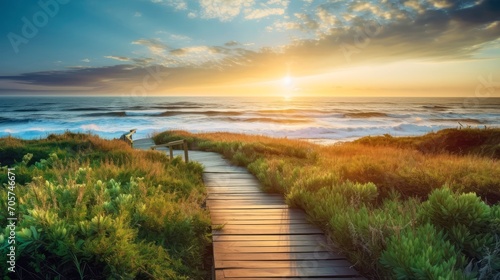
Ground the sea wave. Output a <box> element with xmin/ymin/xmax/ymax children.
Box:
<box><xmin>81</xmin><ymin>110</ymin><xmax>244</xmax><ymax>117</ymax></box>
<box><xmin>13</xmin><ymin>108</ymin><xmax>43</xmax><ymax>112</ymax></box>
<box><xmin>256</xmin><ymin>109</ymin><xmax>327</xmax><ymax>115</ymax></box>
<box><xmin>422</xmin><ymin>105</ymin><xmax>449</xmax><ymax>110</ymax></box>
<box><xmin>66</xmin><ymin>107</ymin><xmax>110</xmax><ymax>112</ymax></box>
<box><xmin>0</xmin><ymin>117</ymin><xmax>32</xmax><ymax>124</ymax></box>
<box><xmin>344</xmin><ymin>112</ymin><xmax>389</xmax><ymax>118</ymax></box>
<box><xmin>83</xmin><ymin>112</ymin><xmax>127</xmax><ymax>117</ymax></box>
<box><xmin>222</xmin><ymin>117</ymin><xmax>311</xmax><ymax>124</ymax></box>
<box><xmin>159</xmin><ymin>111</ymin><xmax>243</xmax><ymax>117</ymax></box>
<box><xmin>430</xmin><ymin>118</ymin><xmax>484</xmax><ymax>124</ymax></box>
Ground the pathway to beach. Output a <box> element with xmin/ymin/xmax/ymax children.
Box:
<box><xmin>134</xmin><ymin>138</ymin><xmax>364</xmax><ymax>279</ymax></box>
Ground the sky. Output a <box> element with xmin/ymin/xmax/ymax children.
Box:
<box><xmin>0</xmin><ymin>0</ymin><xmax>499</xmax><ymax>97</ymax></box>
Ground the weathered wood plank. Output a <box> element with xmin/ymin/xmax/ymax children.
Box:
<box><xmin>210</xmin><ymin>214</ymin><xmax>307</xmax><ymax>220</ymax></box>
<box><xmin>217</xmin><ymin>275</ymin><xmax>366</xmax><ymax>280</ymax></box>
<box><xmin>223</xmin><ymin>267</ymin><xmax>360</xmax><ymax>278</ymax></box>
<box><xmin>207</xmin><ymin>194</ymin><xmax>283</xmax><ymax>199</ymax></box>
<box><xmin>209</xmin><ymin>208</ymin><xmax>301</xmax><ymax>213</ymax></box>
<box><xmin>214</xmin><ymin>246</ymin><xmax>331</xmax><ymax>254</ymax></box>
<box><xmin>208</xmin><ymin>204</ymin><xmax>289</xmax><ymax>209</ymax></box>
<box><xmin>212</xmin><ymin>234</ymin><xmax>328</xmax><ymax>242</ymax></box>
<box><xmin>206</xmin><ymin>188</ymin><xmax>263</xmax><ymax>193</ymax></box>
<box><xmin>214</xmin><ymin>252</ymin><xmax>345</xmax><ymax>261</ymax></box>
<box><xmin>213</xmin><ymin>228</ymin><xmax>323</xmax><ymax>235</ymax></box>
<box><xmin>215</xmin><ymin>259</ymin><xmax>353</xmax><ymax>269</ymax></box>
<box><xmin>216</xmin><ymin>224</ymin><xmax>321</xmax><ymax>230</ymax></box>
<box><xmin>207</xmin><ymin>198</ymin><xmax>285</xmax><ymax>203</ymax></box>
<box><xmin>213</xmin><ymin>240</ymin><xmax>326</xmax><ymax>247</ymax></box>
<box><xmin>211</xmin><ymin>219</ymin><xmax>309</xmax><ymax>225</ymax></box>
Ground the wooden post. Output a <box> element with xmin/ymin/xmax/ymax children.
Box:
<box><xmin>183</xmin><ymin>140</ymin><xmax>189</xmax><ymax>163</ymax></box>
<box><xmin>150</xmin><ymin>139</ymin><xmax>189</xmax><ymax>163</ymax></box>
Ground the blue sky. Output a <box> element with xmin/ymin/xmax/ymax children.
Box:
<box><xmin>1</xmin><ymin>0</ymin><xmax>499</xmax><ymax>96</ymax></box>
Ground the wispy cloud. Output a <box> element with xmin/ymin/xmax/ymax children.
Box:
<box><xmin>151</xmin><ymin>0</ymin><xmax>188</xmax><ymax>10</ymax></box>
<box><xmin>81</xmin><ymin>58</ymin><xmax>90</xmax><ymax>63</ymax></box>
<box><xmin>104</xmin><ymin>55</ymin><xmax>130</xmax><ymax>62</ymax></box>
<box><xmin>198</xmin><ymin>0</ymin><xmax>254</xmax><ymax>22</ymax></box>
<box><xmin>245</xmin><ymin>8</ymin><xmax>285</xmax><ymax>19</ymax></box>
<box><xmin>132</xmin><ymin>38</ymin><xmax>169</xmax><ymax>54</ymax></box>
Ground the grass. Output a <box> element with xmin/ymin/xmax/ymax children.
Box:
<box><xmin>0</xmin><ymin>132</ymin><xmax>211</xmax><ymax>279</ymax></box>
<box><xmin>154</xmin><ymin>127</ymin><xmax>500</xmax><ymax>279</ymax></box>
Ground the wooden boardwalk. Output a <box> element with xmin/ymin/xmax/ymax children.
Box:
<box><xmin>134</xmin><ymin>139</ymin><xmax>364</xmax><ymax>279</ymax></box>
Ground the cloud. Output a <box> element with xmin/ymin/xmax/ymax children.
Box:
<box><xmin>245</xmin><ymin>8</ymin><xmax>285</xmax><ymax>19</ymax></box>
<box><xmin>81</xmin><ymin>58</ymin><xmax>90</xmax><ymax>63</ymax></box>
<box><xmin>151</xmin><ymin>0</ymin><xmax>188</xmax><ymax>10</ymax></box>
<box><xmin>199</xmin><ymin>0</ymin><xmax>254</xmax><ymax>21</ymax></box>
<box><xmin>104</xmin><ymin>55</ymin><xmax>131</xmax><ymax>62</ymax></box>
<box><xmin>134</xmin><ymin>11</ymin><xmax>142</xmax><ymax>17</ymax></box>
<box><xmin>132</xmin><ymin>38</ymin><xmax>169</xmax><ymax>54</ymax></box>
<box><xmin>294</xmin><ymin>13</ymin><xmax>319</xmax><ymax>30</ymax></box>
<box><xmin>224</xmin><ymin>40</ymin><xmax>239</xmax><ymax>47</ymax></box>
<box><xmin>104</xmin><ymin>56</ymin><xmax>153</xmax><ymax>66</ymax></box>
<box><xmin>170</xmin><ymin>34</ymin><xmax>191</xmax><ymax>41</ymax></box>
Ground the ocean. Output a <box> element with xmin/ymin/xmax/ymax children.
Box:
<box><xmin>0</xmin><ymin>96</ymin><xmax>499</xmax><ymax>144</ymax></box>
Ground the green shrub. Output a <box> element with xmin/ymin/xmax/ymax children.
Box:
<box><xmin>0</xmin><ymin>134</ymin><xmax>211</xmax><ymax>279</ymax></box>
<box><xmin>419</xmin><ymin>188</ymin><xmax>500</xmax><ymax>278</ymax></box>
<box><xmin>380</xmin><ymin>223</ymin><xmax>468</xmax><ymax>279</ymax></box>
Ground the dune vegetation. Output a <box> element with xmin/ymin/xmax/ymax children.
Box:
<box><xmin>154</xmin><ymin>128</ymin><xmax>500</xmax><ymax>279</ymax></box>
<box><xmin>0</xmin><ymin>133</ymin><xmax>211</xmax><ymax>279</ymax></box>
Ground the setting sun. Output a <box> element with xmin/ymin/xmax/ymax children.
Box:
<box><xmin>282</xmin><ymin>76</ymin><xmax>293</xmax><ymax>87</ymax></box>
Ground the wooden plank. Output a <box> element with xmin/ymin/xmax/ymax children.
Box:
<box><xmin>214</xmin><ymin>252</ymin><xmax>345</xmax><ymax>261</ymax></box>
<box><xmin>206</xmin><ymin>186</ymin><xmax>262</xmax><ymax>190</ymax></box>
<box><xmin>204</xmin><ymin>170</ymin><xmax>249</xmax><ymax>173</ymax></box>
<box><xmin>204</xmin><ymin>178</ymin><xmax>259</xmax><ymax>182</ymax></box>
<box><xmin>212</xmin><ymin>234</ymin><xmax>328</xmax><ymax>242</ymax></box>
<box><xmin>208</xmin><ymin>204</ymin><xmax>289</xmax><ymax>209</ymax></box>
<box><xmin>207</xmin><ymin>194</ymin><xmax>283</xmax><ymax>198</ymax></box>
<box><xmin>214</xmin><ymin>246</ymin><xmax>331</xmax><ymax>254</ymax></box>
<box><xmin>210</xmin><ymin>213</ymin><xmax>306</xmax><ymax>219</ymax></box>
<box><xmin>208</xmin><ymin>201</ymin><xmax>285</xmax><ymax>206</ymax></box>
<box><xmin>208</xmin><ymin>198</ymin><xmax>285</xmax><ymax>202</ymax></box>
<box><xmin>213</xmin><ymin>228</ymin><xmax>322</xmax><ymax>235</ymax></box>
<box><xmin>211</xmin><ymin>217</ymin><xmax>307</xmax><ymax>222</ymax></box>
<box><xmin>206</xmin><ymin>183</ymin><xmax>261</xmax><ymax>187</ymax></box>
<box><xmin>214</xmin><ymin>240</ymin><xmax>326</xmax><ymax>247</ymax></box>
<box><xmin>206</xmin><ymin>188</ymin><xmax>263</xmax><ymax>193</ymax></box>
<box><xmin>215</xmin><ymin>259</ymin><xmax>353</xmax><ymax>269</ymax></box>
<box><xmin>208</xmin><ymin>197</ymin><xmax>284</xmax><ymax>202</ymax></box>
<box><xmin>204</xmin><ymin>174</ymin><xmax>256</xmax><ymax>179</ymax></box>
<box><xmin>216</xmin><ymin>224</ymin><xmax>320</xmax><ymax>230</ymax></box>
<box><xmin>204</xmin><ymin>177</ymin><xmax>258</xmax><ymax>182</ymax></box>
<box><xmin>219</xmin><ymin>277</ymin><xmax>366</xmax><ymax>280</ymax></box>
<box><xmin>223</xmin><ymin>267</ymin><xmax>360</xmax><ymax>278</ymax></box>
<box><xmin>205</xmin><ymin>183</ymin><xmax>262</xmax><ymax>188</ymax></box>
<box><xmin>206</xmin><ymin>185</ymin><xmax>262</xmax><ymax>189</ymax></box>
<box><xmin>211</xmin><ymin>220</ymin><xmax>309</xmax><ymax>225</ymax></box>
<box><xmin>209</xmin><ymin>209</ymin><xmax>301</xmax><ymax>213</ymax></box>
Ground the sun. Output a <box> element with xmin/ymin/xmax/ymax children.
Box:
<box><xmin>282</xmin><ymin>76</ymin><xmax>292</xmax><ymax>86</ymax></box>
